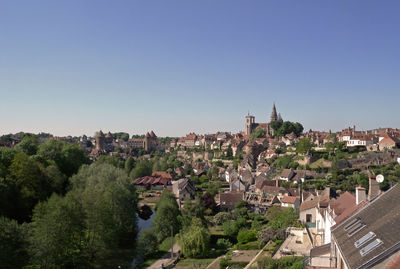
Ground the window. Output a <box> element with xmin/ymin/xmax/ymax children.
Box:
<box><xmin>347</xmin><ymin>222</ymin><xmax>366</xmax><ymax>237</ymax></box>
<box><xmin>355</xmin><ymin>232</ymin><xmax>376</xmax><ymax>248</ymax></box>
<box><xmin>344</xmin><ymin>218</ymin><xmax>360</xmax><ymax>231</ymax></box>
<box><xmin>360</xmin><ymin>239</ymin><xmax>383</xmax><ymax>257</ymax></box>
<box><xmin>306</xmin><ymin>214</ymin><xmax>312</xmax><ymax>223</ymax></box>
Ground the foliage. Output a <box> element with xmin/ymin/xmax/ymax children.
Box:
<box><xmin>216</xmin><ymin>238</ymin><xmax>232</xmax><ymax>250</ymax></box>
<box><xmin>200</xmin><ymin>192</ymin><xmax>217</xmax><ymax>213</ymax></box>
<box><xmin>270</xmin><ymin>120</ymin><xmax>303</xmax><ymax>138</ymax></box>
<box><xmin>250</xmin><ymin>127</ymin><xmax>267</xmax><ymax>140</ymax></box>
<box><xmin>37</xmin><ymin>140</ymin><xmax>89</xmax><ymax>178</ymax></box>
<box><xmin>257</xmin><ymin>227</ymin><xmax>285</xmax><ymax>245</ymax></box>
<box><xmin>112</xmin><ymin>132</ymin><xmax>130</xmax><ymax>142</ymax></box>
<box><xmin>214</xmin><ymin>212</ymin><xmax>233</xmax><ymax>225</ymax></box>
<box><xmin>266</xmin><ymin>207</ymin><xmax>298</xmax><ymax>230</ymax></box>
<box><xmin>237</xmin><ymin>230</ymin><xmax>257</xmax><ymax>244</ymax></box>
<box><xmin>95</xmin><ymin>155</ymin><xmax>125</xmax><ymax>169</ymax></box>
<box><xmin>0</xmin><ymin>217</ymin><xmax>29</xmax><ymax>269</ymax></box>
<box><xmin>28</xmin><ymin>164</ymin><xmax>138</xmax><ymax>267</ymax></box>
<box><xmin>130</xmin><ymin>159</ymin><xmax>153</xmax><ymax>179</ymax></box>
<box><xmin>15</xmin><ymin>136</ymin><xmax>39</xmax><ymax>156</ymax></box>
<box><xmin>219</xmin><ymin>257</ymin><xmax>248</xmax><ymax>269</ymax></box>
<box><xmin>223</xmin><ymin>220</ymin><xmax>240</xmax><ymax>237</ymax></box>
<box><xmin>6</xmin><ymin>152</ymin><xmax>52</xmax><ymax>222</ymax></box>
<box><xmin>28</xmin><ymin>194</ymin><xmax>87</xmax><ymax>269</ymax></box>
<box><xmin>125</xmin><ymin>157</ymin><xmax>135</xmax><ymax>174</ymax></box>
<box><xmin>222</xmin><ymin>217</ymin><xmax>247</xmax><ymax>237</ymax></box>
<box><xmin>179</xmin><ymin>198</ymin><xmax>207</xmax><ymax>230</ymax></box>
<box><xmin>137</xmin><ymin>228</ymin><xmax>159</xmax><ymax>257</ymax></box>
<box><xmin>153</xmin><ymin>190</ymin><xmax>181</xmax><ymax>242</ymax></box>
<box><xmin>179</xmin><ymin>218</ymin><xmax>210</xmax><ymax>258</ymax></box>
<box><xmin>253</xmin><ymin>256</ymin><xmax>303</xmax><ymax>269</ymax></box>
<box><xmin>296</xmin><ymin>138</ymin><xmax>314</xmax><ymax>154</ymax></box>
<box><xmin>273</xmin><ymin>155</ymin><xmax>298</xmax><ymax>169</ymax></box>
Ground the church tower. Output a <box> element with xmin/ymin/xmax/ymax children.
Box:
<box><xmin>245</xmin><ymin>114</ymin><xmax>255</xmax><ymax>135</ymax></box>
<box><xmin>95</xmin><ymin>130</ymin><xmax>105</xmax><ymax>151</ymax></box>
<box><xmin>270</xmin><ymin>103</ymin><xmax>278</xmax><ymax>122</ymax></box>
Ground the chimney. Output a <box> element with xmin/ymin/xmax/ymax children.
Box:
<box><xmin>368</xmin><ymin>176</ymin><xmax>381</xmax><ymax>201</ymax></box>
<box><xmin>356</xmin><ymin>185</ymin><xmax>366</xmax><ymax>205</ymax></box>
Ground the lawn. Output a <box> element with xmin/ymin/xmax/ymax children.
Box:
<box><xmin>175</xmin><ymin>258</ymin><xmax>215</xmax><ymax>268</ymax></box>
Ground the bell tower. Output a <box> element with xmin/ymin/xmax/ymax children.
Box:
<box><xmin>245</xmin><ymin>114</ymin><xmax>255</xmax><ymax>135</ymax></box>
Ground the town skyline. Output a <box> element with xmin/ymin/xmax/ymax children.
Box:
<box><xmin>1</xmin><ymin>0</ymin><xmax>400</xmax><ymax>137</ymax></box>
<box><xmin>0</xmin><ymin>103</ymin><xmax>398</xmax><ymax>138</ymax></box>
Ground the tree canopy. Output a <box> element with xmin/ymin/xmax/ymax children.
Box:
<box><xmin>270</xmin><ymin>120</ymin><xmax>303</xmax><ymax>137</ymax></box>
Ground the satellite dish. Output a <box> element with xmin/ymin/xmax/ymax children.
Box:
<box><xmin>376</xmin><ymin>174</ymin><xmax>384</xmax><ymax>183</ymax></box>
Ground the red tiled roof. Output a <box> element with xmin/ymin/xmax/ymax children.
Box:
<box><xmin>386</xmin><ymin>254</ymin><xmax>400</xmax><ymax>269</ymax></box>
<box><xmin>281</xmin><ymin>196</ymin><xmax>297</xmax><ymax>204</ymax></box>
<box><xmin>330</xmin><ymin>191</ymin><xmax>356</xmax><ymax>215</ymax></box>
<box><xmin>332</xmin><ymin>201</ymin><xmax>366</xmax><ymax>229</ymax></box>
<box><xmin>152</xmin><ymin>171</ymin><xmax>173</xmax><ymax>179</ymax></box>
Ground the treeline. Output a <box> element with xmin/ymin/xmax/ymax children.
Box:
<box><xmin>0</xmin><ymin>136</ymin><xmax>89</xmax><ymax>222</ymax></box>
<box><xmin>0</xmin><ymin>135</ymin><xmax>139</xmax><ymax>268</ymax></box>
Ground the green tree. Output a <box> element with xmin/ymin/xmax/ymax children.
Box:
<box><xmin>180</xmin><ymin>198</ymin><xmax>207</xmax><ymax>230</ymax></box>
<box><xmin>0</xmin><ymin>217</ymin><xmax>29</xmax><ymax>269</ymax></box>
<box><xmin>153</xmin><ymin>190</ymin><xmax>180</xmax><ymax>242</ymax></box>
<box><xmin>137</xmin><ymin>228</ymin><xmax>159</xmax><ymax>257</ymax></box>
<box><xmin>37</xmin><ymin>140</ymin><xmax>89</xmax><ymax>177</ymax></box>
<box><xmin>125</xmin><ymin>157</ymin><xmax>135</xmax><ymax>174</ymax></box>
<box><xmin>69</xmin><ymin>164</ymin><xmax>138</xmax><ymax>254</ymax></box>
<box><xmin>0</xmin><ymin>147</ymin><xmax>19</xmax><ymax>178</ymax></box>
<box><xmin>270</xmin><ymin>120</ymin><xmax>283</xmax><ymax>132</ymax></box>
<box><xmin>266</xmin><ymin>207</ymin><xmax>298</xmax><ymax>229</ymax></box>
<box><xmin>7</xmin><ymin>152</ymin><xmax>51</xmax><ymax>221</ymax></box>
<box><xmin>15</xmin><ymin>135</ymin><xmax>39</xmax><ymax>156</ymax></box>
<box><xmin>130</xmin><ymin>159</ymin><xmax>153</xmax><ymax>179</ymax></box>
<box><xmin>60</xmin><ymin>143</ymin><xmax>89</xmax><ymax>177</ymax></box>
<box><xmin>179</xmin><ymin>218</ymin><xmax>210</xmax><ymax>258</ymax></box>
<box><xmin>29</xmin><ymin>194</ymin><xmax>87</xmax><ymax>269</ymax></box>
<box><xmin>250</xmin><ymin>127</ymin><xmax>266</xmax><ymax>140</ymax></box>
<box><xmin>296</xmin><ymin>138</ymin><xmax>314</xmax><ymax>154</ymax></box>
<box><xmin>95</xmin><ymin>155</ymin><xmax>124</xmax><ymax>169</ymax></box>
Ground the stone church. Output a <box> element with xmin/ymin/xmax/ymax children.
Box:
<box><xmin>245</xmin><ymin>104</ymin><xmax>281</xmax><ymax>136</ymax></box>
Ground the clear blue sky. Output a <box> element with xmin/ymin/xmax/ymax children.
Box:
<box><xmin>1</xmin><ymin>0</ymin><xmax>399</xmax><ymax>137</ymax></box>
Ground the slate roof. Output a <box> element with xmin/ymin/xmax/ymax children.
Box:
<box><xmin>332</xmin><ymin>184</ymin><xmax>400</xmax><ymax>269</ymax></box>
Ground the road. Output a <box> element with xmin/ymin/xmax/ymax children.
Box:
<box><xmin>147</xmin><ymin>243</ymin><xmax>181</xmax><ymax>269</ymax></box>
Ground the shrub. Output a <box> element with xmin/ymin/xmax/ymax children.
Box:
<box><xmin>216</xmin><ymin>238</ymin><xmax>232</xmax><ymax>250</ymax></box>
<box><xmin>214</xmin><ymin>212</ymin><xmax>232</xmax><ymax>225</ymax></box>
<box><xmin>237</xmin><ymin>230</ymin><xmax>257</xmax><ymax>244</ymax></box>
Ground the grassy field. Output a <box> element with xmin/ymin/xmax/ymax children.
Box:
<box><xmin>175</xmin><ymin>258</ymin><xmax>215</xmax><ymax>269</ymax></box>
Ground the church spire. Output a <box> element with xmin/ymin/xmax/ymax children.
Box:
<box><xmin>270</xmin><ymin>103</ymin><xmax>278</xmax><ymax>122</ymax></box>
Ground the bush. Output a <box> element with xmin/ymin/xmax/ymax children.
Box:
<box><xmin>235</xmin><ymin>240</ymin><xmax>260</xmax><ymax>250</ymax></box>
<box><xmin>254</xmin><ymin>256</ymin><xmax>303</xmax><ymax>269</ymax></box>
<box><xmin>214</xmin><ymin>212</ymin><xmax>232</xmax><ymax>225</ymax></box>
<box><xmin>216</xmin><ymin>238</ymin><xmax>232</xmax><ymax>250</ymax></box>
<box><xmin>223</xmin><ymin>220</ymin><xmax>239</xmax><ymax>237</ymax></box>
<box><xmin>237</xmin><ymin>230</ymin><xmax>257</xmax><ymax>244</ymax></box>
